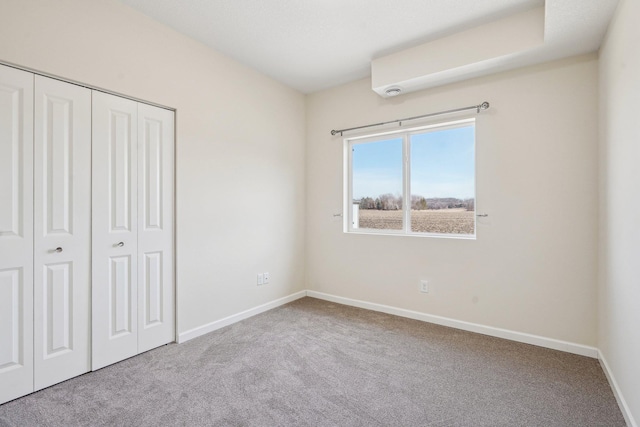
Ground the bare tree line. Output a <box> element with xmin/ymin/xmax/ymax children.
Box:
<box><xmin>357</xmin><ymin>194</ymin><xmax>474</xmax><ymax>211</ymax></box>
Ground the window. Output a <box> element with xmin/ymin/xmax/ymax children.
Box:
<box><xmin>345</xmin><ymin>118</ymin><xmax>476</xmax><ymax>238</ymax></box>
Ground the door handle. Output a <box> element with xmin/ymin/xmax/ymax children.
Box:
<box><xmin>117</xmin><ymin>242</ymin><xmax>124</xmax><ymax>247</ymax></box>
<box><xmin>55</xmin><ymin>247</ymin><xmax>63</xmax><ymax>253</ymax></box>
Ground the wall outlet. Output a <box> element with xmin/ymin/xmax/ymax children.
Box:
<box><xmin>257</xmin><ymin>273</ymin><xmax>264</xmax><ymax>286</ymax></box>
<box><xmin>420</xmin><ymin>280</ymin><xmax>429</xmax><ymax>293</ymax></box>
<box><xmin>263</xmin><ymin>272</ymin><xmax>270</xmax><ymax>284</ymax></box>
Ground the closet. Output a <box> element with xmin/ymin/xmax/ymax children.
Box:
<box><xmin>91</xmin><ymin>92</ymin><xmax>174</xmax><ymax>370</ymax></box>
<box><xmin>33</xmin><ymin>74</ymin><xmax>92</xmax><ymax>391</ymax></box>
<box><xmin>0</xmin><ymin>63</ymin><xmax>35</xmax><ymax>405</ymax></box>
<box><xmin>0</xmin><ymin>63</ymin><xmax>175</xmax><ymax>405</ymax></box>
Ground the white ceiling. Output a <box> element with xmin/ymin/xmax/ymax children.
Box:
<box><xmin>118</xmin><ymin>0</ymin><xmax>617</xmax><ymax>94</ymax></box>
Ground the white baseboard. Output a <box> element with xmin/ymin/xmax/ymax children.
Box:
<box><xmin>598</xmin><ymin>350</ymin><xmax>638</xmax><ymax>427</ymax></box>
<box><xmin>179</xmin><ymin>289</ymin><xmax>599</xmax><ymax>357</ymax></box>
<box><xmin>177</xmin><ymin>290</ymin><xmax>307</xmax><ymax>343</ymax></box>
<box><xmin>306</xmin><ymin>290</ymin><xmax>599</xmax><ymax>358</ymax></box>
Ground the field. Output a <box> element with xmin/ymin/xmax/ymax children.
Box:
<box><xmin>357</xmin><ymin>208</ymin><xmax>474</xmax><ymax>235</ymax></box>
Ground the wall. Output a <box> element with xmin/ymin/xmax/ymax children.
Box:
<box><xmin>599</xmin><ymin>0</ymin><xmax>640</xmax><ymax>423</ymax></box>
<box><xmin>0</xmin><ymin>0</ymin><xmax>306</xmax><ymax>335</ymax></box>
<box><xmin>306</xmin><ymin>55</ymin><xmax>599</xmax><ymax>346</ymax></box>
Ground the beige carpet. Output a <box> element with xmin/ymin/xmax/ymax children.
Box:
<box><xmin>0</xmin><ymin>297</ymin><xmax>626</xmax><ymax>426</ymax></box>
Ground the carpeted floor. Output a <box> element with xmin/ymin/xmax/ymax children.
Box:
<box><xmin>0</xmin><ymin>297</ymin><xmax>626</xmax><ymax>426</ymax></box>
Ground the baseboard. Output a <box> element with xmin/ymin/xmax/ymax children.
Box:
<box><xmin>598</xmin><ymin>350</ymin><xmax>638</xmax><ymax>427</ymax></box>
<box><xmin>177</xmin><ymin>290</ymin><xmax>307</xmax><ymax>343</ymax></box>
<box><xmin>306</xmin><ymin>290</ymin><xmax>599</xmax><ymax>358</ymax></box>
<box><xmin>179</xmin><ymin>289</ymin><xmax>599</xmax><ymax>357</ymax></box>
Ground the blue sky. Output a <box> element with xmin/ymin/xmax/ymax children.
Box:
<box><xmin>352</xmin><ymin>125</ymin><xmax>475</xmax><ymax>200</ymax></box>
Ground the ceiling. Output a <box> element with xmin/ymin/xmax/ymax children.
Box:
<box><xmin>119</xmin><ymin>0</ymin><xmax>617</xmax><ymax>94</ymax></box>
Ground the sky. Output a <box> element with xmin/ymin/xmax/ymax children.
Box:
<box><xmin>352</xmin><ymin>125</ymin><xmax>475</xmax><ymax>200</ymax></box>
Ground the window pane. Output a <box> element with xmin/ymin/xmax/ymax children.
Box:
<box><xmin>352</xmin><ymin>137</ymin><xmax>403</xmax><ymax>231</ymax></box>
<box><xmin>410</xmin><ymin>126</ymin><xmax>475</xmax><ymax>235</ymax></box>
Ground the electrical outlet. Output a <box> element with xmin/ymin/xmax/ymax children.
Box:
<box><xmin>257</xmin><ymin>273</ymin><xmax>264</xmax><ymax>286</ymax></box>
<box><xmin>420</xmin><ymin>280</ymin><xmax>429</xmax><ymax>293</ymax></box>
<box><xmin>263</xmin><ymin>272</ymin><xmax>270</xmax><ymax>284</ymax></box>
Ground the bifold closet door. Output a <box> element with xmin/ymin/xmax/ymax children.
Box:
<box><xmin>136</xmin><ymin>103</ymin><xmax>174</xmax><ymax>353</ymax></box>
<box><xmin>33</xmin><ymin>75</ymin><xmax>91</xmax><ymax>390</ymax></box>
<box><xmin>92</xmin><ymin>93</ymin><xmax>174</xmax><ymax>370</ymax></box>
<box><xmin>92</xmin><ymin>92</ymin><xmax>139</xmax><ymax>370</ymax></box>
<box><xmin>0</xmin><ymin>65</ymin><xmax>34</xmax><ymax>404</ymax></box>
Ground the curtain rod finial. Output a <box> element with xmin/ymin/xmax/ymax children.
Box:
<box><xmin>477</xmin><ymin>102</ymin><xmax>490</xmax><ymax>113</ymax></box>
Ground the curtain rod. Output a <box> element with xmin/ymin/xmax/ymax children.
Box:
<box><xmin>330</xmin><ymin>101</ymin><xmax>490</xmax><ymax>136</ymax></box>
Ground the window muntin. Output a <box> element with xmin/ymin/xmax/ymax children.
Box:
<box><xmin>346</xmin><ymin>119</ymin><xmax>476</xmax><ymax>238</ymax></box>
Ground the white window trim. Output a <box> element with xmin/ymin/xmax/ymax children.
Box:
<box><xmin>343</xmin><ymin>118</ymin><xmax>477</xmax><ymax>239</ymax></box>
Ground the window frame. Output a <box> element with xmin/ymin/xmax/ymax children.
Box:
<box><xmin>343</xmin><ymin>117</ymin><xmax>477</xmax><ymax>239</ymax></box>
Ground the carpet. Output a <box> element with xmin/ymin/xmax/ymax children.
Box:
<box><xmin>0</xmin><ymin>297</ymin><xmax>626</xmax><ymax>426</ymax></box>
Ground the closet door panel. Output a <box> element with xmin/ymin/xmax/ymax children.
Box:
<box><xmin>0</xmin><ymin>65</ymin><xmax>34</xmax><ymax>405</ymax></box>
<box><xmin>137</xmin><ymin>104</ymin><xmax>174</xmax><ymax>353</ymax></box>
<box><xmin>92</xmin><ymin>91</ymin><xmax>139</xmax><ymax>370</ymax></box>
<box><xmin>34</xmin><ymin>76</ymin><xmax>91</xmax><ymax>390</ymax></box>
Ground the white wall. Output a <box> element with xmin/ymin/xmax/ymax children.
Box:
<box><xmin>0</xmin><ymin>0</ymin><xmax>306</xmax><ymax>335</ymax></box>
<box><xmin>599</xmin><ymin>0</ymin><xmax>640</xmax><ymax>423</ymax></box>
<box><xmin>306</xmin><ymin>55</ymin><xmax>599</xmax><ymax>346</ymax></box>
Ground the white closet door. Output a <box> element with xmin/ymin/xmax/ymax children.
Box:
<box><xmin>0</xmin><ymin>65</ymin><xmax>34</xmax><ymax>404</ymax></box>
<box><xmin>33</xmin><ymin>75</ymin><xmax>91</xmax><ymax>390</ymax></box>
<box><xmin>92</xmin><ymin>91</ymin><xmax>139</xmax><ymax>370</ymax></box>
<box><xmin>137</xmin><ymin>104</ymin><xmax>174</xmax><ymax>353</ymax></box>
